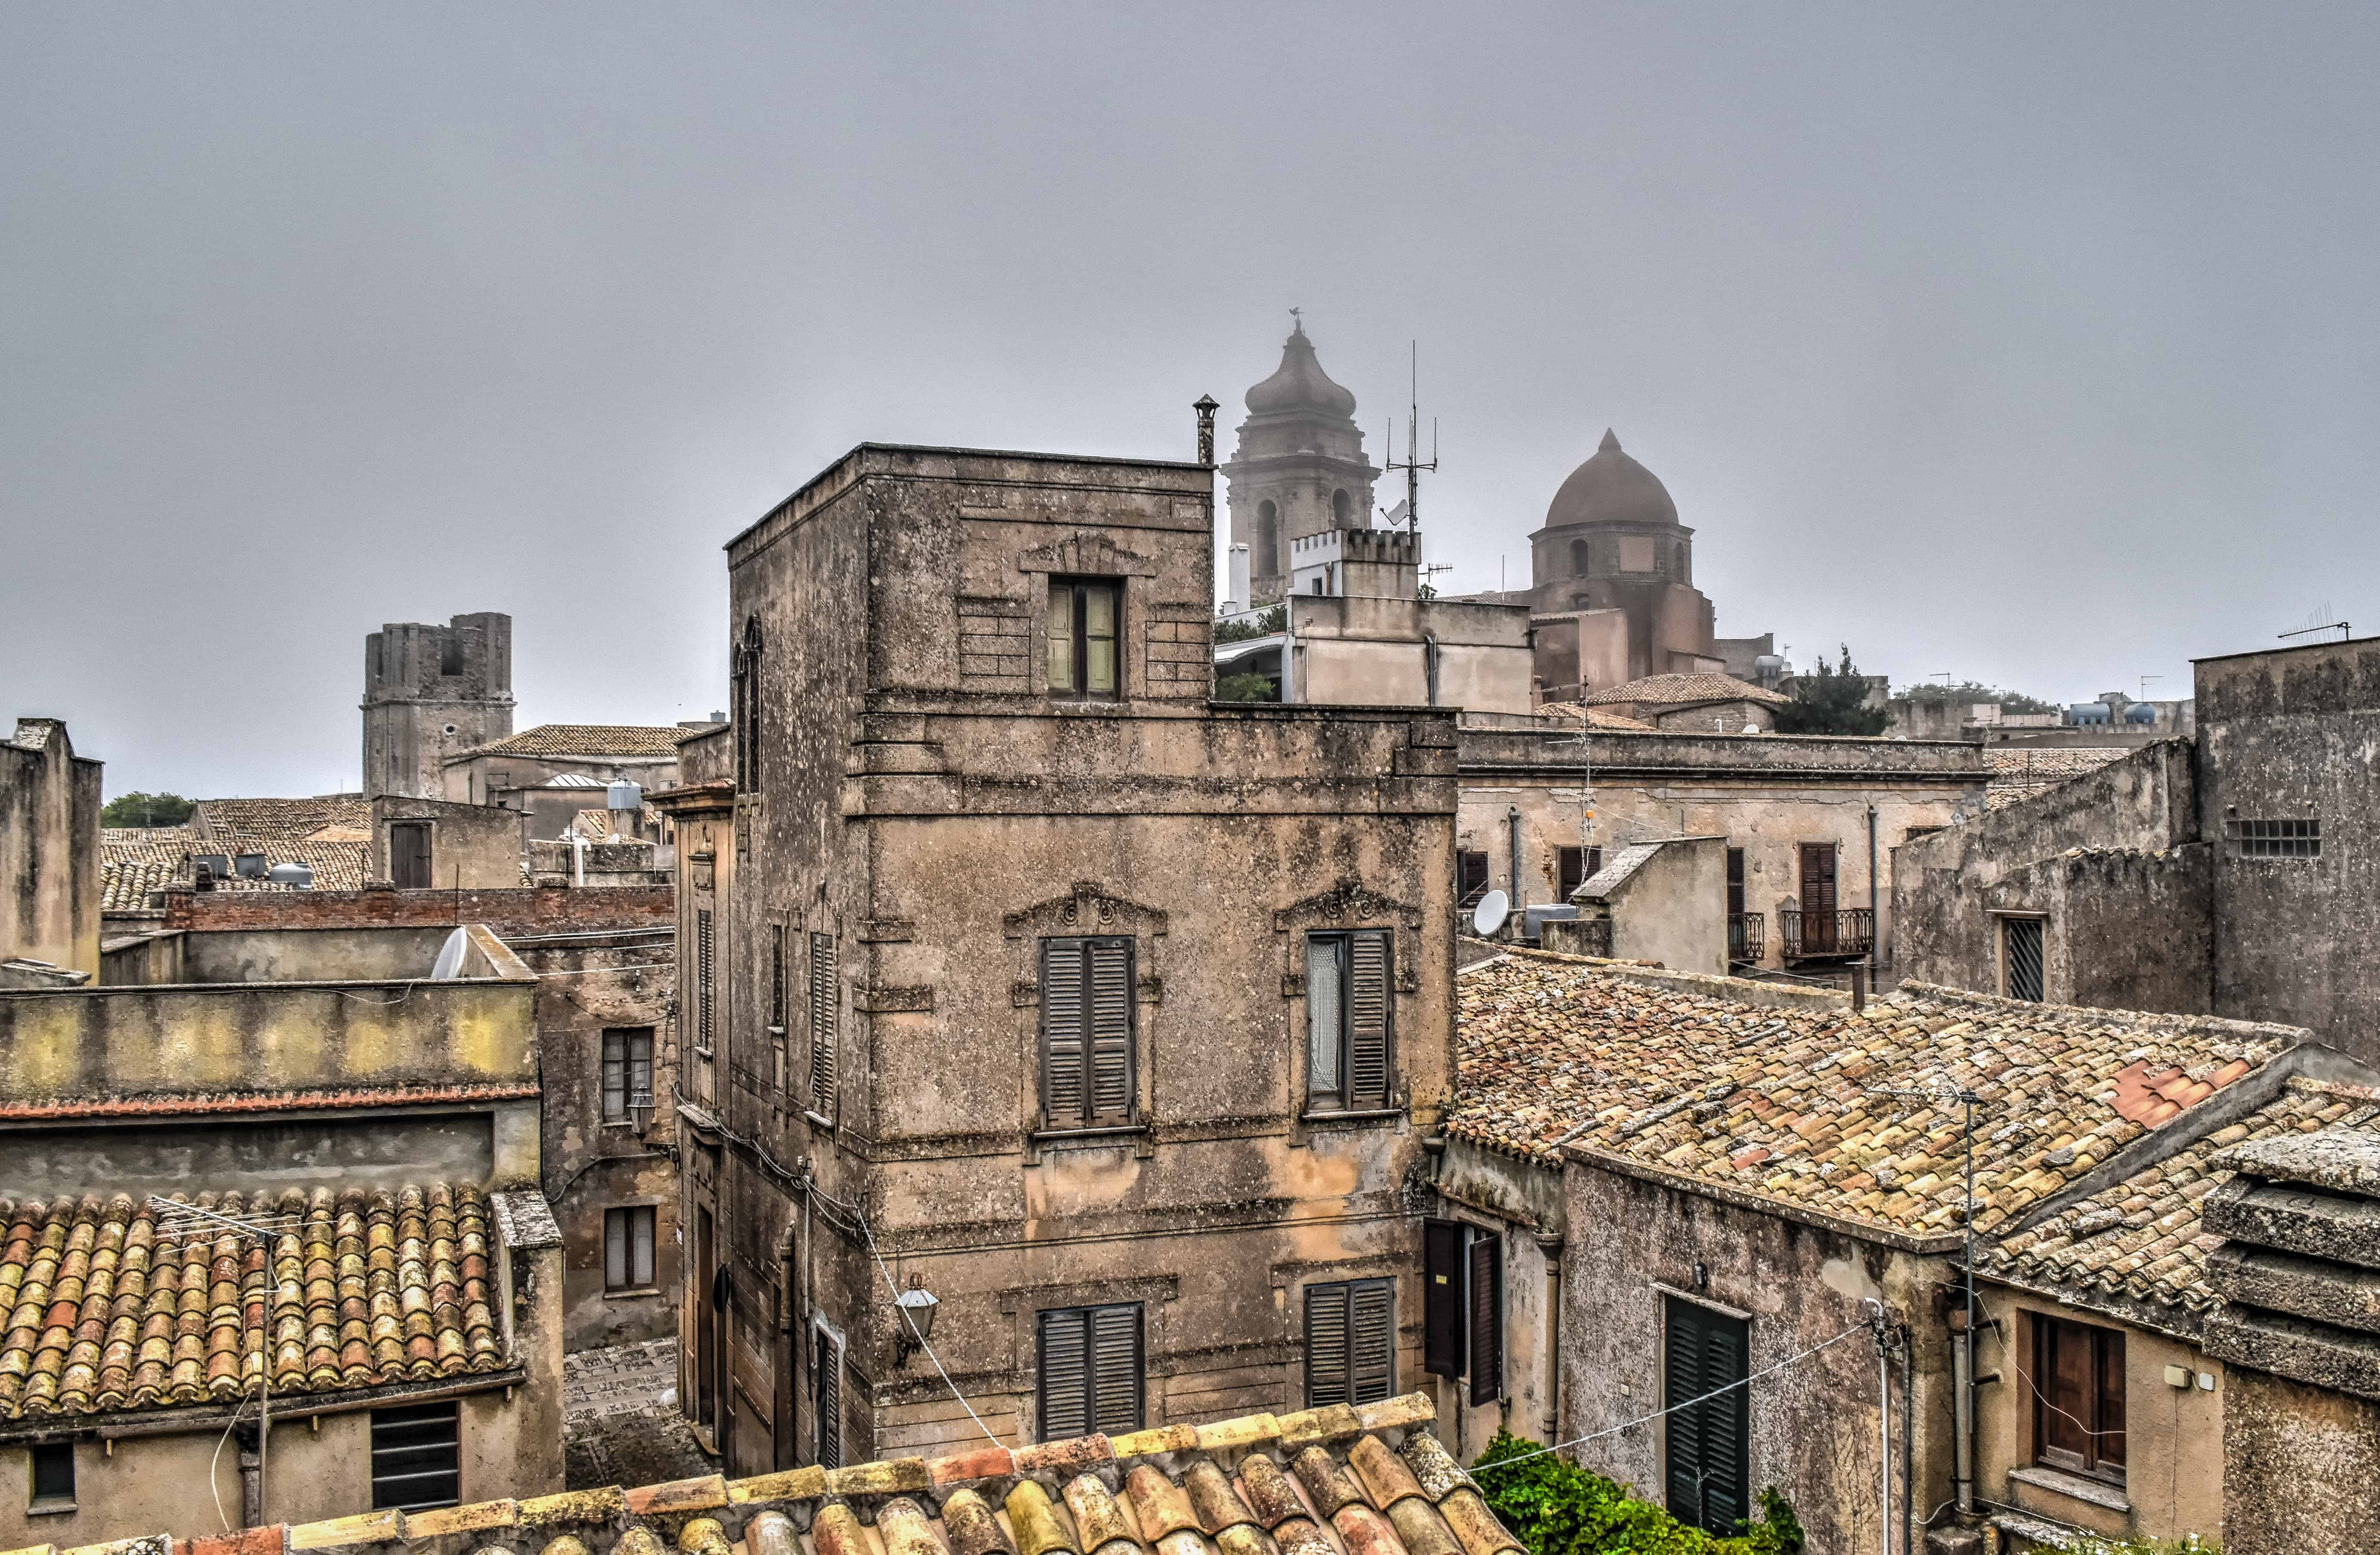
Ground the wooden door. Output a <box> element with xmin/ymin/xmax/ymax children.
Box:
<box><xmin>390</xmin><ymin>822</ymin><xmax>432</xmax><ymax>890</ymax></box>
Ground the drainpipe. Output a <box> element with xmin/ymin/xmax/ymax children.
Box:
<box><xmin>1537</xmin><ymin>1231</ymin><xmax>1565</xmax><ymax>1441</ymax></box>
<box><xmin>1282</xmin><ymin>596</ymin><xmax>1297</xmax><ymax>705</ymax></box>
<box><xmin>1866</xmin><ymin>803</ymin><xmax>1880</xmax><ymax>972</ymax></box>
<box><xmin>1423</xmin><ymin>632</ymin><xmax>1441</xmax><ymax>708</ymax></box>
<box><xmin>237</xmin><ymin>1424</ymin><xmax>263</xmax><ymax>1528</ymax></box>
<box><xmin>1507</xmin><ymin>806</ymin><xmax>1524</xmax><ymax>929</ymax></box>
<box><xmin>571</xmin><ymin>830</ymin><xmax>587</xmax><ymax>889</ymax></box>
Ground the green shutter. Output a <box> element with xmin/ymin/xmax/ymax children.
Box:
<box><xmin>1663</xmin><ymin>1298</ymin><xmax>1750</xmax><ymax>1534</ymax></box>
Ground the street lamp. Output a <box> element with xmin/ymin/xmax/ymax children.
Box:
<box><xmin>893</xmin><ymin>1281</ymin><xmax>940</xmax><ymax>1366</ymax></box>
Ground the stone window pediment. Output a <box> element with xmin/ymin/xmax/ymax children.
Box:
<box><xmin>1015</xmin><ymin>532</ymin><xmax>1158</xmax><ymax>579</ymax></box>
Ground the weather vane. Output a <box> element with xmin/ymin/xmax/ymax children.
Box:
<box><xmin>1288</xmin><ymin>306</ymin><xmax>1302</xmax><ymax>332</ymax></box>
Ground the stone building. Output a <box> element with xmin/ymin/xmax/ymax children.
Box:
<box><xmin>1894</xmin><ymin>635</ymin><xmax>2380</xmax><ymax>1066</ymax></box>
<box><xmin>1</xmin><ymin>717</ymin><xmax>102</xmax><ymax>985</ymax></box>
<box><xmin>372</xmin><ymin>795</ymin><xmax>530</xmax><ymax>889</ymax></box>
<box><xmin>1221</xmin><ymin>325</ymin><xmax>1379</xmax><ymax>606</ymax></box>
<box><xmin>0</xmin><ymin>911</ymin><xmax>565</xmax><ymax>1546</ymax></box>
<box><xmin>1570</xmin><ymin>672</ymin><xmax>1793</xmax><ymax>734</ymax></box>
<box><xmin>441</xmin><ymin>725</ymin><xmax>692</xmax><ymax>832</ymax></box>
<box><xmin>652</xmin><ymin>441</ymin><xmax>1457</xmax><ymax>1479</ymax></box>
<box><xmin>1456</xmin><ymin>723</ymin><xmax>1986</xmax><ymax>975</ymax></box>
<box><xmin>1440</xmin><ymin>949</ymin><xmax>2374</xmax><ymax>1551</ymax></box>
<box><xmin>363</xmin><ymin>613</ymin><xmax>515</xmax><ymax>801</ymax></box>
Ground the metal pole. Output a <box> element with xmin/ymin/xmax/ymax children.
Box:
<box><xmin>1880</xmin><ymin>1332</ymin><xmax>1892</xmax><ymax>1555</ymax></box>
<box><xmin>1867</xmin><ymin>803</ymin><xmax>1880</xmax><ymax>971</ymax></box>
<box><xmin>1508</xmin><ymin>806</ymin><xmax>1524</xmax><ymax>924</ymax></box>
<box><xmin>1956</xmin><ymin>1090</ymin><xmax>1977</xmax><ymax>1518</ymax></box>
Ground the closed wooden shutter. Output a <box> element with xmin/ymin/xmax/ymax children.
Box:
<box><xmin>1090</xmin><ymin>1304</ymin><xmax>1143</xmax><ymax>1434</ymax></box>
<box><xmin>1038</xmin><ymin>1307</ymin><xmax>1091</xmax><ymax>1441</ymax></box>
<box><xmin>1663</xmin><ymin>1298</ymin><xmax>1750</xmax><ymax>1534</ymax></box>
<box><xmin>1468</xmin><ymin>1230</ymin><xmax>1503</xmax><ymax>1406</ymax></box>
<box><xmin>809</xmin><ymin>932</ymin><xmax>837</xmax><ymax>1111</ymax></box>
<box><xmin>1042</xmin><ymin>940</ymin><xmax>1087</xmax><ymax>1125</ymax></box>
<box><xmin>1088</xmin><ymin>939</ymin><xmax>1133</xmax><ymax>1122</ymax></box>
<box><xmin>1346</xmin><ymin>930</ymin><xmax>1391</xmax><ymax>1107</ymax></box>
<box><xmin>1350</xmin><ymin>1281</ymin><xmax>1393</xmax><ymax>1405</ymax></box>
<box><xmin>1423</xmin><ymin>1219</ymin><xmax>1465</xmax><ymax>1377</ymax></box>
<box><xmin>696</xmin><ymin>910</ymin><xmax>714</xmax><ymax>1047</ymax></box>
<box><xmin>812</xmin><ymin>1329</ymin><xmax>841</xmax><ymax>1469</ymax></box>
<box><xmin>1305</xmin><ymin>1284</ymin><xmax>1350</xmax><ymax>1406</ymax></box>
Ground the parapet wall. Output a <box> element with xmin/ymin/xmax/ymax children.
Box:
<box><xmin>165</xmin><ymin>883</ymin><xmax>675</xmax><ymax>935</ymax></box>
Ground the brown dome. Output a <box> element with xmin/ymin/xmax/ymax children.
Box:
<box><xmin>1544</xmin><ymin>429</ymin><xmax>1678</xmax><ymax>528</ymax></box>
<box><xmin>1244</xmin><ymin>325</ymin><xmax>1358</xmax><ymax>419</ymax></box>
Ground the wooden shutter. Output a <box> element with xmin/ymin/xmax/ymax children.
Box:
<box><xmin>1726</xmin><ymin>849</ymin><xmax>1745</xmax><ymax>917</ymax></box>
<box><xmin>809</xmin><ymin>932</ymin><xmax>837</xmax><ymax>1111</ymax></box>
<box><xmin>1558</xmin><ymin>846</ymin><xmax>1584</xmax><ymax>901</ymax></box>
<box><xmin>1305</xmin><ymin>1284</ymin><xmax>1350</xmax><ymax>1406</ymax></box>
<box><xmin>1088</xmin><ymin>939</ymin><xmax>1133</xmax><ymax>1122</ymax></box>
<box><xmin>2095</xmin><ymin>1326</ymin><xmax>2126</xmax><ymax>1468</ymax></box>
<box><xmin>1663</xmin><ymin>1298</ymin><xmax>1750</xmax><ymax>1534</ymax></box>
<box><xmin>1090</xmin><ymin>1304</ymin><xmax>1143</xmax><ymax>1434</ymax></box>
<box><xmin>812</xmin><ymin>1330</ymin><xmax>841</xmax><ymax>1468</ymax></box>
<box><xmin>1350</xmin><ymin>1281</ymin><xmax>1394</xmax><ymax>1405</ymax></box>
<box><xmin>391</xmin><ymin>823</ymin><xmax>432</xmax><ymax>890</ymax></box>
<box><xmin>1423</xmin><ymin>1219</ymin><xmax>1465</xmax><ymax>1377</ymax></box>
<box><xmin>1346</xmin><ymin>930</ymin><xmax>1391</xmax><ymax>1107</ymax></box>
<box><xmin>601</xmin><ymin>1030</ymin><xmax>625</xmax><ymax>1121</ymax></box>
<box><xmin>1042</xmin><ymin>941</ymin><xmax>1088</xmax><ymax>1126</ymax></box>
<box><xmin>1038</xmin><ymin>1307</ymin><xmax>1091</xmax><ymax>1441</ymax></box>
<box><xmin>1468</xmin><ymin>1231</ymin><xmax>1503</xmax><ymax>1406</ymax></box>
<box><xmin>696</xmin><ymin>911</ymin><xmax>714</xmax><ymax>1047</ymax></box>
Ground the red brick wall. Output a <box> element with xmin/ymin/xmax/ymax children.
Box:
<box><xmin>164</xmin><ymin>884</ymin><xmax>674</xmax><ymax>935</ymax></box>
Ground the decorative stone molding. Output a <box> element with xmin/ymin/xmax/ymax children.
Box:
<box><xmin>1014</xmin><ymin>532</ymin><xmax>1158</xmax><ymax>579</ymax></box>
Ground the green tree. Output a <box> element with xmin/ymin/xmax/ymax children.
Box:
<box><xmin>102</xmin><ymin>791</ymin><xmax>195</xmax><ymax>827</ymax></box>
<box><xmin>1897</xmin><ymin>679</ymin><xmax>2057</xmax><ymax>716</ymax></box>
<box><xmin>1773</xmin><ymin>647</ymin><xmax>1892</xmax><ymax>736</ymax></box>
<box><xmin>1470</xmin><ymin>1431</ymin><xmax>1803</xmax><ymax>1555</ymax></box>
<box><xmin>1214</xmin><ymin>671</ymin><xmax>1278</xmax><ymax>703</ymax></box>
<box><xmin>1214</xmin><ymin>604</ymin><xmax>1285</xmax><ymax>643</ymax></box>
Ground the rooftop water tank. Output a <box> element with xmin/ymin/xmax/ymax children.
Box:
<box><xmin>2125</xmin><ymin>703</ymin><xmax>2157</xmax><ymax>725</ymax></box>
<box><xmin>2068</xmin><ymin>704</ymin><xmax>2110</xmax><ymax>725</ymax></box>
<box><xmin>607</xmin><ymin>781</ymin><xmax>642</xmax><ymax>811</ymax></box>
<box><xmin>266</xmin><ymin>861</ymin><xmax>315</xmax><ymax>889</ymax></box>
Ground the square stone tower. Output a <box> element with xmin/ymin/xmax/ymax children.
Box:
<box><xmin>361</xmin><ymin>612</ymin><xmax>514</xmax><ymax>799</ymax></box>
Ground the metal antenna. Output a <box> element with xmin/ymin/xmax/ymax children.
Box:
<box><xmin>1382</xmin><ymin>341</ymin><xmax>1437</xmax><ymax>538</ymax></box>
<box><xmin>148</xmin><ymin>1195</ymin><xmax>289</xmax><ymax>1527</ymax></box>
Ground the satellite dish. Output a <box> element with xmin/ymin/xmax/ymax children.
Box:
<box><xmin>1471</xmin><ymin>889</ymin><xmax>1511</xmax><ymax>938</ymax></box>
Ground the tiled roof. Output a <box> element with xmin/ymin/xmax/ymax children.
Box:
<box><xmin>1986</xmin><ymin>1078</ymin><xmax>2380</xmax><ymax>1321</ymax></box>
<box><xmin>36</xmin><ymin>1392</ymin><xmax>1508</xmax><ymax>1555</ymax></box>
<box><xmin>1577</xmin><ymin>672</ymin><xmax>1790</xmax><ymax>708</ymax></box>
<box><xmin>451</xmin><ymin>725</ymin><xmax>688</xmax><ymax>760</ymax></box>
<box><xmin>1983</xmin><ymin>747</ymin><xmax>2130</xmax><ymax>811</ymax></box>
<box><xmin>0</xmin><ymin>1183</ymin><xmax>510</xmax><ymax>1421</ymax></box>
<box><xmin>98</xmin><ymin>826</ymin><xmax>195</xmax><ymax>911</ymax></box>
<box><xmin>195</xmin><ymin>796</ymin><xmax>370</xmax><ymax>848</ymax></box>
<box><xmin>98</xmin><ymin>798</ymin><xmax>375</xmax><ymax>901</ymax></box>
<box><xmin>1533</xmin><ymin>703</ymin><xmax>1656</xmax><ymax>731</ymax></box>
<box><xmin>1449</xmin><ymin>951</ymin><xmax>2301</xmax><ymax>1242</ymax></box>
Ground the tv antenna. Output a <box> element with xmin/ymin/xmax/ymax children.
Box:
<box><xmin>2279</xmin><ymin>602</ymin><xmax>2349</xmax><ymax>644</ymax></box>
<box><xmin>1382</xmin><ymin>341</ymin><xmax>1437</xmax><ymax>538</ymax></box>
<box><xmin>1419</xmin><ymin>561</ymin><xmax>1453</xmax><ymax>595</ymax></box>
<box><xmin>2138</xmin><ymin>673</ymin><xmax>2162</xmax><ymax>701</ymax></box>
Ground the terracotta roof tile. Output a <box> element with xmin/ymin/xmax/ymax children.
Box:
<box><xmin>450</xmin><ymin>725</ymin><xmax>687</xmax><ymax>760</ymax></box>
<box><xmin>1449</xmin><ymin>951</ymin><xmax>2304</xmax><ymax>1242</ymax></box>
<box><xmin>0</xmin><ymin>1183</ymin><xmax>511</xmax><ymax>1420</ymax></box>
<box><xmin>1577</xmin><ymin>672</ymin><xmax>1790</xmax><ymax>709</ymax></box>
<box><xmin>1530</xmin><ymin>704</ymin><xmax>1657</xmax><ymax>731</ymax></box>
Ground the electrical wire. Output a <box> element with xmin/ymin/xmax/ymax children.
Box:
<box><xmin>852</xmin><ymin>1197</ymin><xmax>1003</xmax><ymax>1448</ymax></box>
<box><xmin>1472</xmin><ymin>1319</ymin><xmax>1876</xmax><ymax>1474</ymax></box>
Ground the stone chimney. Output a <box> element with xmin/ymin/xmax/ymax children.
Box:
<box><xmin>2202</xmin><ymin>1123</ymin><xmax>2380</xmax><ymax>1555</ymax></box>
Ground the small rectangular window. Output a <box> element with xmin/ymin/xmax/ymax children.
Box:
<box><xmin>370</xmin><ymin>1400</ymin><xmax>461</xmax><ymax>1511</ymax></box>
<box><xmin>600</xmin><ymin>1028</ymin><xmax>655</xmax><ymax>1123</ymax></box>
<box><xmin>2004</xmin><ymin>918</ymin><xmax>2045</xmax><ymax>1003</ymax></box>
<box><xmin>1306</xmin><ymin>929</ymin><xmax>1392</xmax><ymax>1112</ymax></box>
<box><xmin>28</xmin><ymin>1441</ymin><xmax>73</xmax><ymax>1508</ymax></box>
<box><xmin>1046</xmin><ymin>577</ymin><xmax>1123</xmax><ymax>698</ymax></box>
<box><xmin>1040</xmin><ymin>938</ymin><xmax>1135</xmax><ymax>1128</ymax></box>
<box><xmin>1556</xmin><ymin>846</ymin><xmax>1603</xmax><ymax>901</ymax></box>
<box><xmin>1305</xmin><ymin>1279</ymin><xmax>1396</xmax><ymax>1407</ymax></box>
<box><xmin>1456</xmin><ymin>851</ymin><xmax>1490</xmax><ymax>908</ymax></box>
<box><xmin>809</xmin><ymin>932</ymin><xmax>838</xmax><ymax>1113</ymax></box>
<box><xmin>2230</xmin><ymin>818</ymin><xmax>2321</xmax><ymax>858</ymax></box>
<box><xmin>1038</xmin><ymin>1303</ymin><xmax>1144</xmax><ymax>1440</ymax></box>
<box><xmin>2036</xmin><ymin>1315</ymin><xmax>2126</xmax><ymax>1481</ymax></box>
<box><xmin>605</xmin><ymin>1205</ymin><xmax>657</xmax><ymax>1290</ymax></box>
<box><xmin>813</xmin><ymin>1327</ymin><xmax>843</xmax><ymax>1468</ymax></box>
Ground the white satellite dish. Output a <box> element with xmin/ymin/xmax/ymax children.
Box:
<box><xmin>430</xmin><ymin>927</ymin><xmax>470</xmax><ymax>981</ymax></box>
<box><xmin>1471</xmin><ymin>889</ymin><xmax>1511</xmax><ymax>938</ymax></box>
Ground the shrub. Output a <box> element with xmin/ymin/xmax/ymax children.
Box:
<box><xmin>1214</xmin><ymin>604</ymin><xmax>1285</xmax><ymax>643</ymax></box>
<box><xmin>1470</xmin><ymin>1431</ymin><xmax>1804</xmax><ymax>1555</ymax></box>
<box><xmin>102</xmin><ymin>791</ymin><xmax>195</xmax><ymax>827</ymax></box>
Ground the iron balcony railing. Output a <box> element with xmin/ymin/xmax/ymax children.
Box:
<box><xmin>1728</xmin><ymin>912</ymin><xmax>1765</xmax><ymax>965</ymax></box>
<box><xmin>1778</xmin><ymin>907</ymin><xmax>1873</xmax><ymax>961</ymax></box>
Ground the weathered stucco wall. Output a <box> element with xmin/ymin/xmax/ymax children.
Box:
<box><xmin>372</xmin><ymin>795</ymin><xmax>527</xmax><ymax>889</ymax></box>
<box><xmin>2220</xmin><ymin>1364</ymin><xmax>2380</xmax><ymax>1555</ymax></box>
<box><xmin>176</xmin><ymin>924</ymin><xmax>454</xmax><ymax>983</ymax></box>
<box><xmin>0</xmin><ymin>1109</ymin><xmax>500</xmax><ymax>1197</ymax></box>
<box><xmin>1558</xmin><ymin>1159</ymin><xmax>1951</xmax><ymax>1553</ymax></box>
<box><xmin>1891</xmin><ymin>740</ymin><xmax>2202</xmax><ymax>1005</ymax></box>
<box><xmin>1</xmin><ymin>719</ymin><xmax>102</xmax><ymax>977</ymax></box>
<box><xmin>1601</xmin><ymin>837</ymin><xmax>1727</xmax><ymax>973</ymax></box>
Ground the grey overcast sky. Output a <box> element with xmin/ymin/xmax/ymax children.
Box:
<box><xmin>6</xmin><ymin>4</ymin><xmax>2377</xmax><ymax>799</ymax></box>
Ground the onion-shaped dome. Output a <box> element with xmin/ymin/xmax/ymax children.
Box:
<box><xmin>1245</xmin><ymin>325</ymin><xmax>1358</xmax><ymax>419</ymax></box>
<box><xmin>1544</xmin><ymin>429</ymin><xmax>1679</xmax><ymax>528</ymax></box>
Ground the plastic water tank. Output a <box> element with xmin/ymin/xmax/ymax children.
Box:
<box><xmin>265</xmin><ymin>861</ymin><xmax>315</xmax><ymax>889</ymax></box>
<box><xmin>607</xmin><ymin>781</ymin><xmax>643</xmax><ymax>811</ymax></box>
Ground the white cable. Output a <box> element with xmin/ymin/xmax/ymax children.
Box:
<box><xmin>851</xmin><ymin>1198</ymin><xmax>1002</xmax><ymax>1447</ymax></box>
<box><xmin>1473</xmin><ymin>1320</ymin><xmax>1874</xmax><ymax>1473</ymax></box>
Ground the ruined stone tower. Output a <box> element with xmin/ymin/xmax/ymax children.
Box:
<box><xmin>1222</xmin><ymin>322</ymin><xmax>1379</xmax><ymax>606</ymax></box>
<box><xmin>361</xmin><ymin>613</ymin><xmax>514</xmax><ymax>799</ymax></box>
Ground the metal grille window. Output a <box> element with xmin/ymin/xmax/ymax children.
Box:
<box><xmin>2004</xmin><ymin>918</ymin><xmax>2046</xmax><ymax>1003</ymax></box>
<box><xmin>1663</xmin><ymin>1298</ymin><xmax>1750</xmax><ymax>1536</ymax></box>
<box><xmin>809</xmin><ymin>932</ymin><xmax>838</xmax><ymax>1112</ymax></box>
<box><xmin>2231</xmin><ymin>817</ymin><xmax>2321</xmax><ymax>858</ymax></box>
<box><xmin>600</xmin><ymin>1028</ymin><xmax>654</xmax><ymax>1123</ymax></box>
<box><xmin>1304</xmin><ymin>1279</ymin><xmax>1395</xmax><ymax>1407</ymax></box>
<box><xmin>1040</xmin><ymin>937</ymin><xmax>1135</xmax><ymax>1128</ymax></box>
<box><xmin>370</xmin><ymin>1400</ymin><xmax>461</xmax><ymax>1511</ymax></box>
<box><xmin>1038</xmin><ymin>1303</ymin><xmax>1144</xmax><ymax>1440</ymax></box>
<box><xmin>1457</xmin><ymin>851</ymin><xmax>1489</xmax><ymax>908</ymax></box>
<box><xmin>1306</xmin><ymin>930</ymin><xmax>1392</xmax><ymax>1111</ymax></box>
<box><xmin>695</xmin><ymin>909</ymin><xmax>715</xmax><ymax>1050</ymax></box>
<box><xmin>605</xmin><ymin>1205</ymin><xmax>656</xmax><ymax>1290</ymax></box>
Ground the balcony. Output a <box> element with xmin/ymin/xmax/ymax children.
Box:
<box><xmin>1778</xmin><ymin>908</ymin><xmax>1873</xmax><ymax>962</ymax></box>
<box><xmin>1728</xmin><ymin>912</ymin><xmax>1765</xmax><ymax>966</ymax></box>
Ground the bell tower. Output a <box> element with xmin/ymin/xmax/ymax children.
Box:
<box><xmin>1221</xmin><ymin>321</ymin><xmax>1378</xmax><ymax>606</ymax></box>
<box><xmin>361</xmin><ymin>612</ymin><xmax>515</xmax><ymax>799</ymax></box>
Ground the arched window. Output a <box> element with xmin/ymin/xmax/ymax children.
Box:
<box><xmin>1258</xmin><ymin>500</ymin><xmax>1279</xmax><ymax>574</ymax></box>
<box><xmin>1332</xmin><ymin>489</ymin><xmax>1351</xmax><ymax>527</ymax></box>
<box><xmin>1674</xmin><ymin>542</ymin><xmax>1689</xmax><ymax>582</ymax></box>
<box><xmin>733</xmin><ymin>615</ymin><xmax>763</xmax><ymax>792</ymax></box>
<box><xmin>1655</xmin><ymin>544</ymin><xmax>1669</xmax><ymax>578</ymax></box>
<box><xmin>1570</xmin><ymin>538</ymin><xmax>1591</xmax><ymax>577</ymax></box>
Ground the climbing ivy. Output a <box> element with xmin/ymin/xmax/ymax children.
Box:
<box><xmin>1470</xmin><ymin>1432</ymin><xmax>1805</xmax><ymax>1555</ymax></box>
